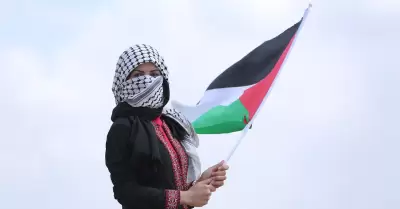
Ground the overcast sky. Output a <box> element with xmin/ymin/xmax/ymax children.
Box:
<box><xmin>1</xmin><ymin>0</ymin><xmax>399</xmax><ymax>209</ymax></box>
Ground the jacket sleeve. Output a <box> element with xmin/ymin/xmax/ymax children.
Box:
<box><xmin>105</xmin><ymin>122</ymin><xmax>181</xmax><ymax>209</ymax></box>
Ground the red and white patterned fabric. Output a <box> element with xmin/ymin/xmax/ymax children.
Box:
<box><xmin>153</xmin><ymin>117</ymin><xmax>190</xmax><ymax>209</ymax></box>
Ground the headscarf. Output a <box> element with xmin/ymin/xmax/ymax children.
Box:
<box><xmin>111</xmin><ymin>44</ymin><xmax>201</xmax><ymax>183</ymax></box>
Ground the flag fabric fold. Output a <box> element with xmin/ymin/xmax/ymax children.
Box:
<box><xmin>173</xmin><ymin>19</ymin><xmax>303</xmax><ymax>134</ymax></box>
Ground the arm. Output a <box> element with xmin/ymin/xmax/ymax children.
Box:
<box><xmin>105</xmin><ymin>123</ymin><xmax>181</xmax><ymax>209</ymax></box>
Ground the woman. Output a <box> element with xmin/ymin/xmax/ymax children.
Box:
<box><xmin>106</xmin><ymin>44</ymin><xmax>229</xmax><ymax>209</ymax></box>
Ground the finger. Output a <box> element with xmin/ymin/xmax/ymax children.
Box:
<box><xmin>212</xmin><ymin>160</ymin><xmax>225</xmax><ymax>171</ymax></box>
<box><xmin>207</xmin><ymin>184</ymin><xmax>216</xmax><ymax>192</ymax></box>
<box><xmin>212</xmin><ymin>178</ymin><xmax>225</xmax><ymax>184</ymax></box>
<box><xmin>209</xmin><ymin>185</ymin><xmax>216</xmax><ymax>192</ymax></box>
<box><xmin>199</xmin><ymin>178</ymin><xmax>213</xmax><ymax>185</ymax></box>
<box><xmin>213</xmin><ymin>176</ymin><xmax>227</xmax><ymax>181</ymax></box>
<box><xmin>212</xmin><ymin>181</ymin><xmax>224</xmax><ymax>187</ymax></box>
<box><xmin>212</xmin><ymin>171</ymin><xmax>226</xmax><ymax>177</ymax></box>
<box><xmin>203</xmin><ymin>185</ymin><xmax>213</xmax><ymax>194</ymax></box>
<box><xmin>205</xmin><ymin>187</ymin><xmax>212</xmax><ymax>195</ymax></box>
<box><xmin>218</xmin><ymin>164</ymin><xmax>229</xmax><ymax>171</ymax></box>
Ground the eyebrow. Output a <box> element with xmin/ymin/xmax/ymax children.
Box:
<box><xmin>134</xmin><ymin>69</ymin><xmax>160</xmax><ymax>73</ymax></box>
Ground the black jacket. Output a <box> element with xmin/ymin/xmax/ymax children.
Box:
<box><xmin>105</xmin><ymin>103</ymin><xmax>189</xmax><ymax>209</ymax></box>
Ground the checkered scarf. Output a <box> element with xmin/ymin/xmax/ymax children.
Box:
<box><xmin>112</xmin><ymin>44</ymin><xmax>168</xmax><ymax>108</ymax></box>
<box><xmin>112</xmin><ymin>44</ymin><xmax>201</xmax><ymax>183</ymax></box>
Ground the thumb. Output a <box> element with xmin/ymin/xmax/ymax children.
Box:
<box><xmin>212</xmin><ymin>160</ymin><xmax>225</xmax><ymax>171</ymax></box>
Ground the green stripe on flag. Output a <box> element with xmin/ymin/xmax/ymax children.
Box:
<box><xmin>192</xmin><ymin>99</ymin><xmax>249</xmax><ymax>134</ymax></box>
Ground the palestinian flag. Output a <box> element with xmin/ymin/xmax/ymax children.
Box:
<box><xmin>173</xmin><ymin>19</ymin><xmax>303</xmax><ymax>134</ymax></box>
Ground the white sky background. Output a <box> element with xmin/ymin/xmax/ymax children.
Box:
<box><xmin>0</xmin><ymin>0</ymin><xmax>399</xmax><ymax>208</ymax></box>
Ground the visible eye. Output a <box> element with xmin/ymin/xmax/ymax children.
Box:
<box><xmin>127</xmin><ymin>69</ymin><xmax>161</xmax><ymax>80</ymax></box>
<box><xmin>132</xmin><ymin>72</ymin><xmax>144</xmax><ymax>77</ymax></box>
<box><xmin>127</xmin><ymin>72</ymin><xmax>141</xmax><ymax>80</ymax></box>
<box><xmin>150</xmin><ymin>71</ymin><xmax>161</xmax><ymax>77</ymax></box>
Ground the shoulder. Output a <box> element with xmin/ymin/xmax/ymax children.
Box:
<box><xmin>107</xmin><ymin>117</ymin><xmax>132</xmax><ymax>141</ymax></box>
<box><xmin>162</xmin><ymin>108</ymin><xmax>193</xmax><ymax>133</ymax></box>
<box><xmin>162</xmin><ymin>108</ymin><xmax>199</xmax><ymax>147</ymax></box>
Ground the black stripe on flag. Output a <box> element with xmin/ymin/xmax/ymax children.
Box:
<box><xmin>206</xmin><ymin>19</ymin><xmax>302</xmax><ymax>90</ymax></box>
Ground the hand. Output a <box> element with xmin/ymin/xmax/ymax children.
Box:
<box><xmin>198</xmin><ymin>160</ymin><xmax>229</xmax><ymax>190</ymax></box>
<box><xmin>211</xmin><ymin>162</ymin><xmax>229</xmax><ymax>189</ymax></box>
<box><xmin>181</xmin><ymin>178</ymin><xmax>215</xmax><ymax>207</ymax></box>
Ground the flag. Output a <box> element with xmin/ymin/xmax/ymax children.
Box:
<box><xmin>173</xmin><ymin>19</ymin><xmax>303</xmax><ymax>134</ymax></box>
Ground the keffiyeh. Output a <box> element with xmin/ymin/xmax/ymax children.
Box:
<box><xmin>112</xmin><ymin>44</ymin><xmax>201</xmax><ymax>183</ymax></box>
<box><xmin>112</xmin><ymin>44</ymin><xmax>168</xmax><ymax>108</ymax></box>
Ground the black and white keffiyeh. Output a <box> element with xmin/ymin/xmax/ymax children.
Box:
<box><xmin>163</xmin><ymin>108</ymin><xmax>201</xmax><ymax>182</ymax></box>
<box><xmin>112</xmin><ymin>44</ymin><xmax>201</xmax><ymax>183</ymax></box>
<box><xmin>112</xmin><ymin>44</ymin><xmax>168</xmax><ymax>108</ymax></box>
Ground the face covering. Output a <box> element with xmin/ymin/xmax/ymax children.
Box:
<box><xmin>112</xmin><ymin>44</ymin><xmax>169</xmax><ymax>108</ymax></box>
<box><xmin>122</xmin><ymin>75</ymin><xmax>164</xmax><ymax>108</ymax></box>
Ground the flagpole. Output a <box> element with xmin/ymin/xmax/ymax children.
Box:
<box><xmin>225</xmin><ymin>3</ymin><xmax>313</xmax><ymax>162</ymax></box>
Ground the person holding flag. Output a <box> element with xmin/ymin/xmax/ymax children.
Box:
<box><xmin>105</xmin><ymin>44</ymin><xmax>229</xmax><ymax>209</ymax></box>
<box><xmin>105</xmin><ymin>4</ymin><xmax>311</xmax><ymax>208</ymax></box>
